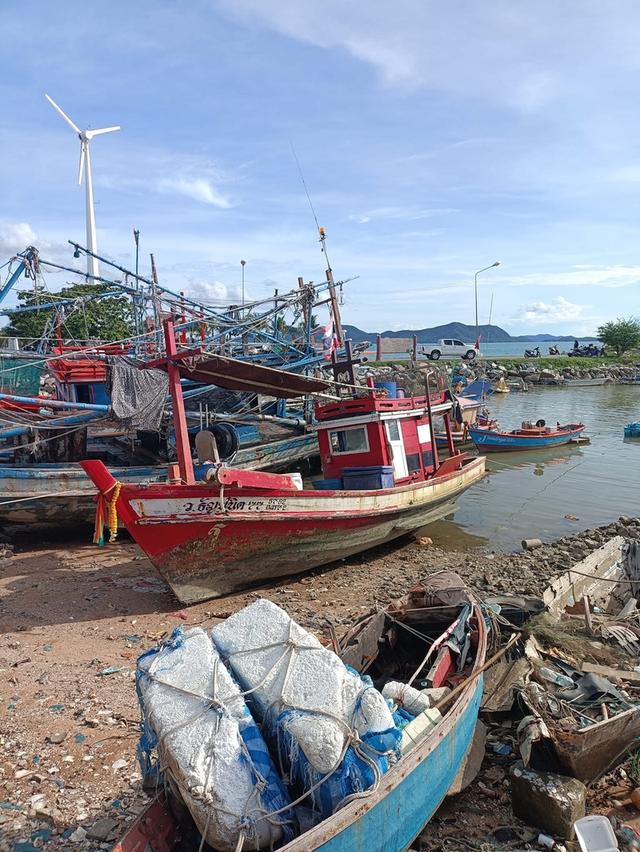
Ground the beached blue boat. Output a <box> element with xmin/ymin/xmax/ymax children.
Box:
<box><xmin>469</xmin><ymin>420</ymin><xmax>585</xmax><ymax>452</ymax></box>
<box><xmin>114</xmin><ymin>579</ymin><xmax>488</xmax><ymax>852</ymax></box>
<box><xmin>624</xmin><ymin>422</ymin><xmax>640</xmax><ymax>438</ymax></box>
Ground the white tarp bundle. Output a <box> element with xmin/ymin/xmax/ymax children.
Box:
<box><xmin>137</xmin><ymin>626</ymin><xmax>293</xmax><ymax>851</ymax></box>
<box><xmin>211</xmin><ymin>599</ymin><xmax>400</xmax><ymax>815</ymax></box>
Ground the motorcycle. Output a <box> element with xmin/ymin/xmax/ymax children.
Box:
<box><xmin>569</xmin><ymin>344</ymin><xmax>606</xmax><ymax>357</ymax></box>
<box><xmin>524</xmin><ymin>346</ymin><xmax>541</xmax><ymax>358</ymax></box>
<box><xmin>548</xmin><ymin>345</ymin><xmax>561</xmax><ymax>355</ymax></box>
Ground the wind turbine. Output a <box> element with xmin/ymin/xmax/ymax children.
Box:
<box><xmin>45</xmin><ymin>94</ymin><xmax>120</xmax><ymax>279</ymax></box>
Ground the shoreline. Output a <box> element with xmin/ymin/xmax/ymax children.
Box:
<box><xmin>2</xmin><ymin>515</ymin><xmax>640</xmax><ymax>849</ymax></box>
<box><xmin>358</xmin><ymin>357</ymin><xmax>640</xmax><ymax>395</ymax></box>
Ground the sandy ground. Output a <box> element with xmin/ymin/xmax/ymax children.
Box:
<box><xmin>1</xmin><ymin>518</ymin><xmax>636</xmax><ymax>851</ymax></box>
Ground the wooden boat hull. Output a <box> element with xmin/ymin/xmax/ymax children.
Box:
<box><xmin>469</xmin><ymin>425</ymin><xmax>584</xmax><ymax>452</ymax></box>
<box><xmin>82</xmin><ymin>456</ymin><xmax>486</xmax><ymax>602</ymax></box>
<box><xmin>536</xmin><ymin>539</ymin><xmax>640</xmax><ymax>783</ymax></box>
<box><xmin>565</xmin><ymin>378</ymin><xmax>611</xmax><ymax>387</ymax></box>
<box><xmin>0</xmin><ymin>433</ymin><xmax>318</xmax><ymax>526</ymax></box>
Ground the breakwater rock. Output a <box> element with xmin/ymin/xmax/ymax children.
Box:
<box><xmin>357</xmin><ymin>359</ymin><xmax>639</xmax><ymax>390</ymax></box>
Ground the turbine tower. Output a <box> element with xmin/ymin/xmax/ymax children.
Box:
<box><xmin>45</xmin><ymin>94</ymin><xmax>120</xmax><ymax>279</ymax></box>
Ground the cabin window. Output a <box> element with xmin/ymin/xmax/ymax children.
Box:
<box><xmin>386</xmin><ymin>420</ymin><xmax>401</xmax><ymax>442</ymax></box>
<box><xmin>329</xmin><ymin>426</ymin><xmax>369</xmax><ymax>455</ymax></box>
<box><xmin>406</xmin><ymin>452</ymin><xmax>421</xmax><ymax>473</ymax></box>
<box><xmin>422</xmin><ymin>449</ymin><xmax>434</xmax><ymax>469</ymax></box>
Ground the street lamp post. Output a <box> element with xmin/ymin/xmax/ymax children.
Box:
<box><xmin>240</xmin><ymin>260</ymin><xmax>246</xmax><ymax>312</ymax></box>
<box><xmin>474</xmin><ymin>261</ymin><xmax>500</xmax><ymax>338</ymax></box>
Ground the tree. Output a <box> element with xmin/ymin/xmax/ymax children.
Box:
<box><xmin>6</xmin><ymin>283</ymin><xmax>136</xmax><ymax>343</ymax></box>
<box><xmin>596</xmin><ymin>317</ymin><xmax>640</xmax><ymax>356</ymax></box>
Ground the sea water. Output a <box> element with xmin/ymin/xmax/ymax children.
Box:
<box><xmin>430</xmin><ymin>383</ymin><xmax>640</xmax><ymax>551</ymax></box>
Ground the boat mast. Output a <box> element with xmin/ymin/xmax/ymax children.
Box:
<box><xmin>319</xmin><ymin>227</ymin><xmax>344</xmax><ymax>347</ymax></box>
<box><xmin>162</xmin><ymin>319</ymin><xmax>195</xmax><ymax>484</ymax></box>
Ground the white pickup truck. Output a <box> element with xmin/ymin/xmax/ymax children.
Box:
<box><xmin>421</xmin><ymin>338</ymin><xmax>479</xmax><ymax>361</ymax></box>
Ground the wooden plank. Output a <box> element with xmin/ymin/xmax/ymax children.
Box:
<box><xmin>339</xmin><ymin>611</ymin><xmax>385</xmax><ymax>672</ymax></box>
<box><xmin>544</xmin><ymin>536</ymin><xmax>626</xmax><ymax>614</ymax></box>
<box><xmin>583</xmin><ymin>595</ymin><xmax>593</xmax><ymax>635</ymax></box>
<box><xmin>581</xmin><ymin>662</ymin><xmax>640</xmax><ymax>683</ymax></box>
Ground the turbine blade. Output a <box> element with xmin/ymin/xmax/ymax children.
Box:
<box><xmin>44</xmin><ymin>93</ymin><xmax>81</xmax><ymax>133</ymax></box>
<box><xmin>78</xmin><ymin>143</ymin><xmax>86</xmax><ymax>185</ymax></box>
<box><xmin>85</xmin><ymin>125</ymin><xmax>121</xmax><ymax>139</ymax></box>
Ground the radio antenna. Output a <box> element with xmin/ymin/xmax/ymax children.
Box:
<box><xmin>290</xmin><ymin>141</ymin><xmax>321</xmax><ymax>234</ymax></box>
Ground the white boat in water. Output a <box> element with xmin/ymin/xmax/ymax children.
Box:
<box><xmin>564</xmin><ymin>377</ymin><xmax>612</xmax><ymax>387</ymax></box>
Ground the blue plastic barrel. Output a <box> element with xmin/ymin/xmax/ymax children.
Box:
<box><xmin>312</xmin><ymin>478</ymin><xmax>343</xmax><ymax>490</ymax></box>
<box><xmin>342</xmin><ymin>466</ymin><xmax>395</xmax><ymax>490</ymax></box>
<box><xmin>375</xmin><ymin>381</ymin><xmax>397</xmax><ymax>398</ymax></box>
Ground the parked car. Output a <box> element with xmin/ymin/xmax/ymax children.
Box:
<box><xmin>421</xmin><ymin>338</ymin><xmax>479</xmax><ymax>361</ymax></box>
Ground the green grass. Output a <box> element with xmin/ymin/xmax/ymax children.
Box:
<box><xmin>498</xmin><ymin>354</ymin><xmax>638</xmax><ymax>370</ymax></box>
<box><xmin>365</xmin><ymin>353</ymin><xmax>640</xmax><ymax>370</ymax></box>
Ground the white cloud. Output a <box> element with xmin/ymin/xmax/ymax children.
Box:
<box><xmin>97</xmin><ymin>149</ymin><xmax>233</xmax><ymax>209</ymax></box>
<box><xmin>184</xmin><ymin>279</ymin><xmax>242</xmax><ymax>304</ymax></box>
<box><xmin>217</xmin><ymin>1</ymin><xmax>640</xmax><ymax>113</ymax></box>
<box><xmin>505</xmin><ymin>265</ymin><xmax>640</xmax><ymax>289</ymax></box>
<box><xmin>156</xmin><ymin>176</ymin><xmax>231</xmax><ymax>208</ymax></box>
<box><xmin>513</xmin><ymin>296</ymin><xmax>586</xmax><ymax>324</ymax></box>
<box><xmin>0</xmin><ymin>222</ymin><xmax>39</xmax><ymax>255</ymax></box>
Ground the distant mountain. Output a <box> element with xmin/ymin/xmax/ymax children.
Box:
<box><xmin>342</xmin><ymin>323</ymin><xmax>598</xmax><ymax>344</ymax></box>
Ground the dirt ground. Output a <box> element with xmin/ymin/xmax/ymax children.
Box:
<box><xmin>1</xmin><ymin>517</ymin><xmax>637</xmax><ymax>851</ymax></box>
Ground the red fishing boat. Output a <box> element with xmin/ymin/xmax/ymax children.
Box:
<box><xmin>81</xmin><ymin>321</ymin><xmax>486</xmax><ymax>603</ymax></box>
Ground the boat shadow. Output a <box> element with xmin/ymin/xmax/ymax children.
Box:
<box><xmin>0</xmin><ymin>530</ymin><xmax>178</xmax><ymax>630</ymax></box>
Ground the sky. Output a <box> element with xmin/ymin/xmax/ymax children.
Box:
<box><xmin>1</xmin><ymin>1</ymin><xmax>640</xmax><ymax>336</ymax></box>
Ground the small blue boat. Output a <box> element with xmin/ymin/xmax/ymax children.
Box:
<box><xmin>624</xmin><ymin>422</ymin><xmax>640</xmax><ymax>438</ymax></box>
<box><xmin>469</xmin><ymin>420</ymin><xmax>585</xmax><ymax>452</ymax></box>
<box><xmin>114</xmin><ymin>581</ymin><xmax>488</xmax><ymax>852</ymax></box>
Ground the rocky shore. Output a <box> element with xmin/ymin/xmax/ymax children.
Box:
<box><xmin>358</xmin><ymin>357</ymin><xmax>640</xmax><ymax>393</ymax></box>
<box><xmin>2</xmin><ymin>515</ymin><xmax>640</xmax><ymax>850</ymax></box>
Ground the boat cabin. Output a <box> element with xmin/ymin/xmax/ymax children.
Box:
<box><xmin>314</xmin><ymin>382</ymin><xmax>458</xmax><ymax>489</ymax></box>
<box><xmin>49</xmin><ymin>344</ymin><xmax>131</xmax><ymax>405</ymax></box>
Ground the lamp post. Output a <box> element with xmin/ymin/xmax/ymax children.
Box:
<box><xmin>240</xmin><ymin>259</ymin><xmax>246</xmax><ymax>312</ymax></box>
<box><xmin>474</xmin><ymin>261</ymin><xmax>500</xmax><ymax>338</ymax></box>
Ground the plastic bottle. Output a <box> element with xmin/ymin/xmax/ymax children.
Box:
<box><xmin>538</xmin><ymin>667</ymin><xmax>574</xmax><ymax>689</ymax></box>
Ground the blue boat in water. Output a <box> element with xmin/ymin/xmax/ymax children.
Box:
<box><xmin>114</xmin><ymin>577</ymin><xmax>488</xmax><ymax>852</ymax></box>
<box><xmin>469</xmin><ymin>419</ymin><xmax>585</xmax><ymax>452</ymax></box>
<box><xmin>624</xmin><ymin>422</ymin><xmax>640</xmax><ymax>438</ymax></box>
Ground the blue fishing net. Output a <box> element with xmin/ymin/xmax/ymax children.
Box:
<box><xmin>264</xmin><ymin>686</ymin><xmax>402</xmax><ymax>819</ymax></box>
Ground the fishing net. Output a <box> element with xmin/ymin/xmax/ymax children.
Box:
<box><xmin>106</xmin><ymin>356</ymin><xmax>168</xmax><ymax>431</ymax></box>
<box><xmin>0</xmin><ymin>356</ymin><xmax>42</xmax><ymax>396</ymax></box>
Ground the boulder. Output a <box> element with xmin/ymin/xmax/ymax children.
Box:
<box><xmin>510</xmin><ymin>762</ymin><xmax>586</xmax><ymax>839</ymax></box>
